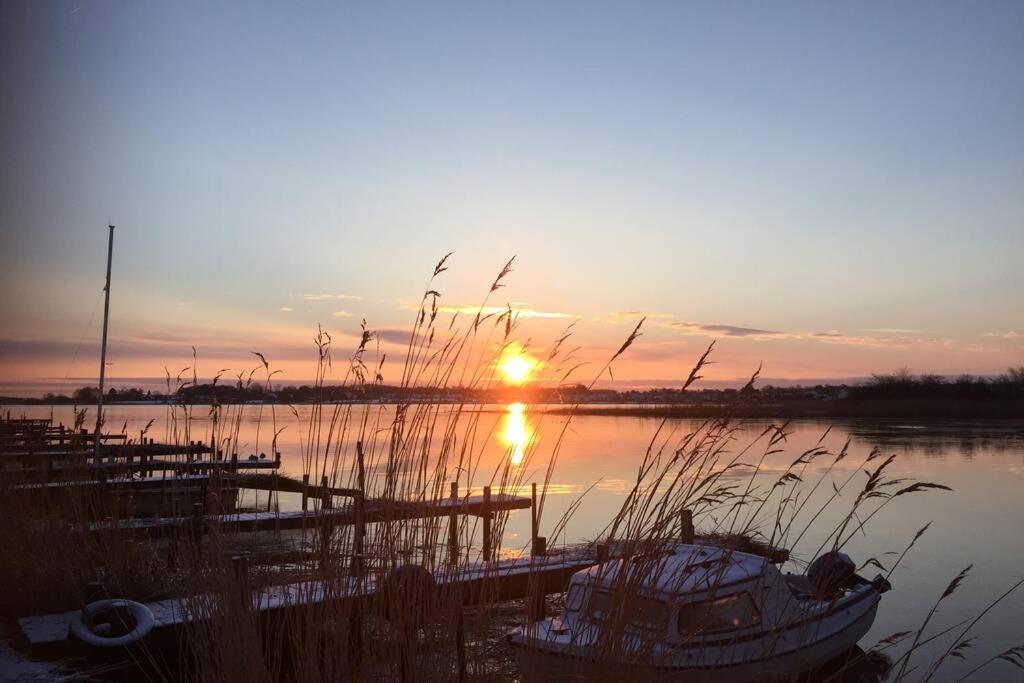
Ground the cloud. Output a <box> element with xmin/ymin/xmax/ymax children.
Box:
<box><xmin>303</xmin><ymin>293</ymin><xmax>363</xmax><ymax>301</ymax></box>
<box><xmin>983</xmin><ymin>331</ymin><xmax>1021</xmax><ymax>339</ymax></box>
<box><xmin>373</xmin><ymin>328</ymin><xmax>413</xmax><ymax>345</ymax></box>
<box><xmin>0</xmin><ymin>337</ymin><xmax>317</xmax><ymax>363</ymax></box>
<box><xmin>811</xmin><ymin>331</ymin><xmax>951</xmax><ymax>348</ymax></box>
<box><xmin>860</xmin><ymin>328</ymin><xmax>927</xmax><ymax>335</ymax></box>
<box><xmin>398</xmin><ymin>300</ymin><xmax>572</xmax><ymax>320</ymax></box>
<box><xmin>595</xmin><ymin>310</ymin><xmax>675</xmax><ymax>325</ymax></box>
<box><xmin>439</xmin><ymin>304</ymin><xmax>571</xmax><ymax>319</ymax></box>
<box><xmin>671</xmin><ymin>322</ymin><xmax>782</xmax><ymax>337</ymax></box>
<box><xmin>279</xmin><ymin>306</ymin><xmax>293</xmax><ymax>312</ymax></box>
<box><xmin>332</xmin><ymin>311</ymin><xmax>352</xmax><ymax>318</ymax></box>
<box><xmin>665</xmin><ymin>322</ymin><xmax>951</xmax><ymax>348</ymax></box>
<box><xmin>610</xmin><ymin>310</ymin><xmax>674</xmax><ymax>319</ymax></box>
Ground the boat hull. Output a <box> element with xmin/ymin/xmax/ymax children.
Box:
<box><xmin>511</xmin><ymin>595</ymin><xmax>879</xmax><ymax>682</ymax></box>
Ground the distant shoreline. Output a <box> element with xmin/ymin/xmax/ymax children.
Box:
<box><xmin>542</xmin><ymin>401</ymin><xmax>1024</xmax><ymax>420</ymax></box>
<box><xmin>2</xmin><ymin>397</ymin><xmax>1021</xmax><ymax>420</ymax></box>
<box><xmin>3</xmin><ymin>370</ymin><xmax>1021</xmax><ymax>420</ymax></box>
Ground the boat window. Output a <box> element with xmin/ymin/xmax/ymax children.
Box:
<box><xmin>566</xmin><ymin>583</ymin><xmax>584</xmax><ymax>611</ymax></box>
<box><xmin>588</xmin><ymin>589</ymin><xmax>666</xmax><ymax>632</ymax></box>
<box><xmin>676</xmin><ymin>593</ymin><xmax>761</xmax><ymax>635</ymax></box>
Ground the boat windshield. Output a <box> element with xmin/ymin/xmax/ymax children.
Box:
<box><xmin>566</xmin><ymin>583</ymin><xmax>585</xmax><ymax>611</ymax></box>
<box><xmin>588</xmin><ymin>588</ymin><xmax>667</xmax><ymax>633</ymax></box>
<box><xmin>677</xmin><ymin>592</ymin><xmax>761</xmax><ymax>635</ymax></box>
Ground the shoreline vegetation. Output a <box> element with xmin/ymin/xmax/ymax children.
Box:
<box><xmin>3</xmin><ymin>253</ymin><xmax>1022</xmax><ymax>682</ymax></box>
<box><xmin>5</xmin><ymin>368</ymin><xmax>1022</xmax><ymax>419</ymax></box>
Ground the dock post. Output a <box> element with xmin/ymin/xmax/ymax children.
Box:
<box><xmin>347</xmin><ymin>599</ymin><xmax>363</xmax><ymax>675</ymax></box>
<box><xmin>456</xmin><ymin>608</ymin><xmax>467</xmax><ymax>683</ymax></box>
<box><xmin>529</xmin><ymin>581</ymin><xmax>546</xmax><ymax>622</ymax></box>
<box><xmin>531</xmin><ymin>536</ymin><xmax>547</xmax><ymax>557</ymax></box>
<box><xmin>680</xmin><ymin>509</ymin><xmax>694</xmax><ymax>543</ymax></box>
<box><xmin>356</xmin><ymin>440</ymin><xmax>366</xmax><ymax>493</ymax></box>
<box><xmin>482</xmin><ymin>485</ymin><xmax>492</xmax><ymax>562</ymax></box>
<box><xmin>350</xmin><ymin>491</ymin><xmax>365</xmax><ymax>576</ymax></box>
<box><xmin>232</xmin><ymin>555</ymin><xmax>250</xmax><ymax>610</ymax></box>
<box><xmin>321</xmin><ymin>475</ymin><xmax>332</xmax><ymax>509</ymax></box>
<box><xmin>85</xmin><ymin>581</ymin><xmax>106</xmax><ymax>604</ymax></box>
<box><xmin>191</xmin><ymin>503</ymin><xmax>204</xmax><ymax>555</ymax></box>
<box><xmin>448</xmin><ymin>481</ymin><xmax>459</xmax><ymax>564</ymax></box>
<box><xmin>301</xmin><ymin>474</ymin><xmax>310</xmax><ymax>512</ymax></box>
<box><xmin>530</xmin><ymin>482</ymin><xmax>539</xmax><ymax>555</ymax></box>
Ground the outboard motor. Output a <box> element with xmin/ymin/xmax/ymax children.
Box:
<box><xmin>807</xmin><ymin>551</ymin><xmax>856</xmax><ymax>595</ymax></box>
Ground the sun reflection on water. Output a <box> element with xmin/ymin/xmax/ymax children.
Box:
<box><xmin>502</xmin><ymin>402</ymin><xmax>532</xmax><ymax>467</ymax></box>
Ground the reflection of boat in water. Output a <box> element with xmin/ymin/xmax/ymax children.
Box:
<box><xmin>509</xmin><ymin>543</ymin><xmax>891</xmax><ymax>682</ymax></box>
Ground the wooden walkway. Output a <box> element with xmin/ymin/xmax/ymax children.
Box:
<box><xmin>10</xmin><ymin>474</ymin><xmax>212</xmax><ymax>493</ymax></box>
<box><xmin>1</xmin><ymin>459</ymin><xmax>280</xmax><ymax>480</ymax></box>
<box><xmin>19</xmin><ymin>549</ymin><xmax>596</xmax><ymax>648</ymax></box>
<box><xmin>83</xmin><ymin>493</ymin><xmax>530</xmax><ymax>540</ymax></box>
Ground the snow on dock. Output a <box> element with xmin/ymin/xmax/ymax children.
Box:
<box><xmin>18</xmin><ymin>549</ymin><xmax>596</xmax><ymax>647</ymax></box>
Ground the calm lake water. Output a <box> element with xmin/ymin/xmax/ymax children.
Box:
<box><xmin>6</xmin><ymin>403</ymin><xmax>1023</xmax><ymax>681</ymax></box>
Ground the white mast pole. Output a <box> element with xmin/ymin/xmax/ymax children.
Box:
<box><xmin>94</xmin><ymin>225</ymin><xmax>114</xmax><ymax>462</ymax></box>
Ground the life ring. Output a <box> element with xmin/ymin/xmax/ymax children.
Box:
<box><xmin>70</xmin><ymin>599</ymin><xmax>155</xmax><ymax>648</ymax></box>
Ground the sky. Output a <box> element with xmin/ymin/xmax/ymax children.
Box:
<box><xmin>1</xmin><ymin>1</ymin><xmax>1022</xmax><ymax>395</ymax></box>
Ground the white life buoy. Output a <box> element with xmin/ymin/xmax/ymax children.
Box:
<box><xmin>70</xmin><ymin>599</ymin><xmax>155</xmax><ymax>648</ymax></box>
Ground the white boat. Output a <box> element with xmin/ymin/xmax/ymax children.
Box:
<box><xmin>509</xmin><ymin>543</ymin><xmax>891</xmax><ymax>682</ymax></box>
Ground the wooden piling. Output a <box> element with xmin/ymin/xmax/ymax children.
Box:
<box><xmin>356</xmin><ymin>441</ymin><xmax>366</xmax><ymax>493</ymax></box>
<box><xmin>347</xmin><ymin>600</ymin><xmax>363</xmax><ymax>674</ymax></box>
<box><xmin>232</xmin><ymin>555</ymin><xmax>250</xmax><ymax>610</ymax></box>
<box><xmin>482</xmin><ymin>485</ymin><xmax>492</xmax><ymax>562</ymax></box>
<box><xmin>351</xmin><ymin>491</ymin><xmax>365</xmax><ymax>576</ymax></box>
<box><xmin>530</xmin><ymin>482</ymin><xmax>539</xmax><ymax>555</ymax></box>
<box><xmin>85</xmin><ymin>581</ymin><xmax>106</xmax><ymax>604</ymax></box>
<box><xmin>321</xmin><ymin>475</ymin><xmax>332</xmax><ymax>510</ymax></box>
<box><xmin>301</xmin><ymin>473</ymin><xmax>310</xmax><ymax>512</ymax></box>
<box><xmin>448</xmin><ymin>481</ymin><xmax>459</xmax><ymax>564</ymax></box>
<box><xmin>266</xmin><ymin>473</ymin><xmax>275</xmax><ymax>513</ymax></box>
<box><xmin>680</xmin><ymin>508</ymin><xmax>694</xmax><ymax>543</ymax></box>
<box><xmin>529</xmin><ymin>585</ymin><xmax>546</xmax><ymax>621</ymax></box>
<box><xmin>191</xmin><ymin>503</ymin><xmax>204</xmax><ymax>554</ymax></box>
<box><xmin>456</xmin><ymin>608</ymin><xmax>467</xmax><ymax>683</ymax></box>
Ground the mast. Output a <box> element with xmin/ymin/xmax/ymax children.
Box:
<box><xmin>94</xmin><ymin>225</ymin><xmax>114</xmax><ymax>462</ymax></box>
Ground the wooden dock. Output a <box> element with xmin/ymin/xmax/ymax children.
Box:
<box><xmin>0</xmin><ymin>443</ymin><xmax>215</xmax><ymax>460</ymax></box>
<box><xmin>9</xmin><ymin>474</ymin><xmax>213</xmax><ymax>493</ymax></box>
<box><xmin>18</xmin><ymin>549</ymin><xmax>597</xmax><ymax>648</ymax></box>
<box><xmin>81</xmin><ymin>492</ymin><xmax>531</xmax><ymax>540</ymax></box>
<box><xmin>1</xmin><ymin>458</ymin><xmax>281</xmax><ymax>483</ymax></box>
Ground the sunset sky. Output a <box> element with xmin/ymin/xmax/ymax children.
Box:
<box><xmin>1</xmin><ymin>2</ymin><xmax>1021</xmax><ymax>395</ymax></box>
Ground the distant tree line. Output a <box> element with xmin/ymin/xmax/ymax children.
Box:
<box><xmin>849</xmin><ymin>367</ymin><xmax>1024</xmax><ymax>402</ymax></box>
<box><xmin>9</xmin><ymin>368</ymin><xmax>1022</xmax><ymax>408</ymax></box>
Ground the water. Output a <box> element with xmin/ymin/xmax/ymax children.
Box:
<box><xmin>6</xmin><ymin>403</ymin><xmax>1023</xmax><ymax>681</ymax></box>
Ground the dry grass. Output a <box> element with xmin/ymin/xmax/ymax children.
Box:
<box><xmin>1</xmin><ymin>256</ymin><xmax>1021</xmax><ymax>682</ymax></box>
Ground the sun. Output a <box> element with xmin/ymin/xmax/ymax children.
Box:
<box><xmin>497</xmin><ymin>346</ymin><xmax>538</xmax><ymax>385</ymax></box>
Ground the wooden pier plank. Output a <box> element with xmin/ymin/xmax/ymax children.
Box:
<box><xmin>83</xmin><ymin>493</ymin><xmax>531</xmax><ymax>539</ymax></box>
<box><xmin>1</xmin><ymin>459</ymin><xmax>280</xmax><ymax>479</ymax></box>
